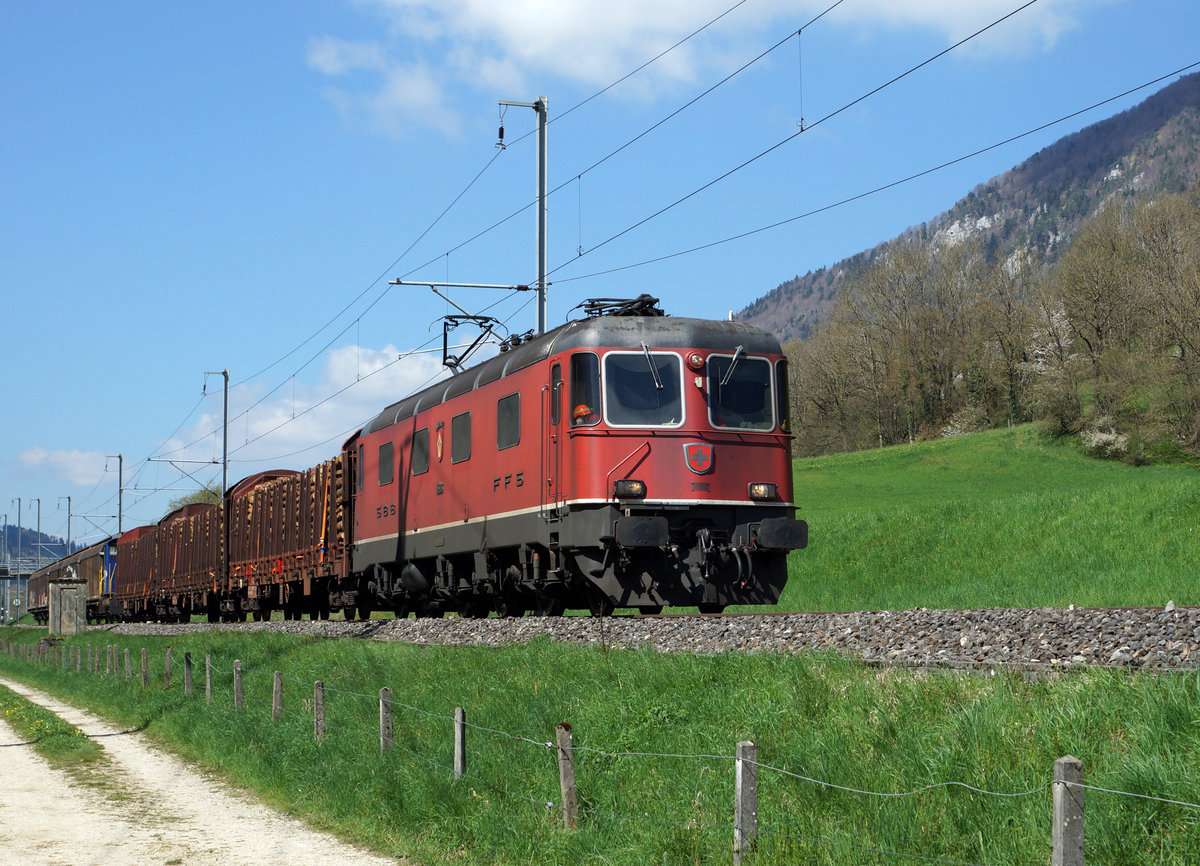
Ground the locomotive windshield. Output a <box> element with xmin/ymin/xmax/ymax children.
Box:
<box><xmin>708</xmin><ymin>354</ymin><xmax>774</xmax><ymax>430</ymax></box>
<box><xmin>604</xmin><ymin>351</ymin><xmax>684</xmax><ymax>427</ymax></box>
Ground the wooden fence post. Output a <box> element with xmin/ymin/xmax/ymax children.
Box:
<box><xmin>379</xmin><ymin>687</ymin><xmax>393</xmax><ymax>752</ymax></box>
<box><xmin>556</xmin><ymin>723</ymin><xmax>578</xmax><ymax>828</ymax></box>
<box><xmin>164</xmin><ymin>647</ymin><xmax>172</xmax><ymax>689</ymax></box>
<box><xmin>76</xmin><ymin>646</ymin><xmax>82</xmax><ymax>673</ymax></box>
<box><xmin>314</xmin><ymin>681</ymin><xmax>325</xmax><ymax>740</ymax></box>
<box><xmin>124</xmin><ymin>647</ymin><xmax>131</xmax><ymax>678</ymax></box>
<box><xmin>735</xmin><ymin>740</ymin><xmax>758</xmax><ymax>865</ymax></box>
<box><xmin>272</xmin><ymin>670</ymin><xmax>283</xmax><ymax>721</ymax></box>
<box><xmin>141</xmin><ymin>648</ymin><xmax>148</xmax><ymax>687</ymax></box>
<box><xmin>234</xmin><ymin>660</ymin><xmax>243</xmax><ymax>710</ymax></box>
<box><xmin>87</xmin><ymin>644</ymin><xmax>93</xmax><ymax>672</ymax></box>
<box><xmin>454</xmin><ymin>708</ymin><xmax>466</xmax><ymax>779</ymax></box>
<box><xmin>205</xmin><ymin>654</ymin><xmax>212</xmax><ymax>705</ymax></box>
<box><xmin>1053</xmin><ymin>755</ymin><xmax>1085</xmax><ymax>866</ymax></box>
<box><xmin>184</xmin><ymin>652</ymin><xmax>193</xmax><ymax>696</ymax></box>
<box><xmin>105</xmin><ymin>645</ymin><xmax>112</xmax><ymax>675</ymax></box>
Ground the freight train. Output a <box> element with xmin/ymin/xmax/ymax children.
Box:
<box><xmin>28</xmin><ymin>297</ymin><xmax>807</xmax><ymax>623</ymax></box>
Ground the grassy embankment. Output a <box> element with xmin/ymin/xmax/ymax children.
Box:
<box><xmin>771</xmin><ymin>425</ymin><xmax>1200</xmax><ymax>612</ymax></box>
<box><xmin>2</xmin><ymin>427</ymin><xmax>1199</xmax><ymax>864</ymax></box>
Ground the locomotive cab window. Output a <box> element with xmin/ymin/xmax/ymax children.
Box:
<box><xmin>570</xmin><ymin>353</ymin><xmax>600</xmax><ymax>427</ymax></box>
<box><xmin>412</xmin><ymin>428</ymin><xmax>430</xmax><ymax>476</ymax></box>
<box><xmin>707</xmin><ymin>353</ymin><xmax>774</xmax><ymax>431</ymax></box>
<box><xmin>451</xmin><ymin>411</ymin><xmax>471</xmax><ymax>463</ymax></box>
<box><xmin>604</xmin><ymin>350</ymin><xmax>683</xmax><ymax>427</ymax></box>
<box><xmin>497</xmin><ymin>392</ymin><xmax>520</xmax><ymax>450</ymax></box>
<box><xmin>378</xmin><ymin>441</ymin><xmax>394</xmax><ymax>486</ymax></box>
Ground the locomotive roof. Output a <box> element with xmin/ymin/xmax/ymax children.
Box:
<box><xmin>365</xmin><ymin>313</ymin><xmax>782</xmax><ymax>434</ymax></box>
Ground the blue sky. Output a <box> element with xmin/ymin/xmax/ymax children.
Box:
<box><xmin>2</xmin><ymin>0</ymin><xmax>1197</xmax><ymax>548</ymax></box>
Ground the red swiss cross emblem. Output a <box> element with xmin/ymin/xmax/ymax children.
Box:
<box><xmin>684</xmin><ymin>442</ymin><xmax>714</xmax><ymax>474</ymax></box>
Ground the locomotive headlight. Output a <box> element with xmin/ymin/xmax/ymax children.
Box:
<box><xmin>614</xmin><ymin>479</ymin><xmax>647</xmax><ymax>499</ymax></box>
<box><xmin>748</xmin><ymin>482</ymin><xmax>778</xmax><ymax>501</ymax></box>
<box><xmin>686</xmin><ymin>352</ymin><xmax>705</xmax><ymax>371</ymax></box>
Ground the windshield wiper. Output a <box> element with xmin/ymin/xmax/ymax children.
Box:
<box><xmin>719</xmin><ymin>345</ymin><xmax>744</xmax><ymax>387</ymax></box>
<box><xmin>640</xmin><ymin>342</ymin><xmax>663</xmax><ymax>390</ymax></box>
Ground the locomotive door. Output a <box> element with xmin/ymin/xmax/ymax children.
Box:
<box><xmin>543</xmin><ymin>363</ymin><xmax>563</xmax><ymax>517</ymax></box>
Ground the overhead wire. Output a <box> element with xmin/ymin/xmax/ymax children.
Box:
<box><xmin>552</xmin><ymin>60</ymin><xmax>1200</xmax><ymax>284</ymax></box>
<box><xmin>545</xmin><ymin>0</ymin><xmax>1046</xmax><ymax>279</ymax></box>
<box><xmin>114</xmin><ymin>0</ymin><xmax>1046</xmax><ymax>510</ymax></box>
<box><xmin>148</xmin><ymin>2</ymin><xmax>815</xmax><ymax>473</ymax></box>
<box><xmin>399</xmin><ymin>0</ymin><xmax>847</xmax><ymax>284</ymax></box>
<box><xmin>214</xmin><ymin>1</ymin><xmax>755</xmax><ymax>453</ymax></box>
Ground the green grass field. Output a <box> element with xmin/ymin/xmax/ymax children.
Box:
<box><xmin>3</xmin><ymin>427</ymin><xmax>1199</xmax><ymax>864</ymax></box>
<box><xmin>3</xmin><ymin>628</ymin><xmax>1200</xmax><ymax>865</ymax></box>
<box><xmin>772</xmin><ymin>426</ymin><xmax>1200</xmax><ymax>612</ymax></box>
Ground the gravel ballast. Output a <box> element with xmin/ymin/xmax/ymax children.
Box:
<box><xmin>106</xmin><ymin>604</ymin><xmax>1200</xmax><ymax>671</ymax></box>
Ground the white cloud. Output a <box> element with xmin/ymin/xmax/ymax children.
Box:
<box><xmin>306</xmin><ymin>36</ymin><xmax>388</xmax><ymax>75</ymax></box>
<box><xmin>160</xmin><ymin>344</ymin><xmax>450</xmax><ymax>475</ymax></box>
<box><xmin>19</xmin><ymin>448</ymin><xmax>109</xmax><ymax>486</ymax></box>
<box><xmin>307</xmin><ymin>0</ymin><xmax>1101</xmax><ymax>138</ymax></box>
<box><xmin>830</xmin><ymin>0</ymin><xmax>1096</xmax><ymax>57</ymax></box>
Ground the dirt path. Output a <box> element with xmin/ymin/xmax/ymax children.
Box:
<box><xmin>0</xmin><ymin>676</ymin><xmax>404</xmax><ymax>865</ymax></box>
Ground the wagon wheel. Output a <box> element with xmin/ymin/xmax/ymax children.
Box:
<box><xmin>587</xmin><ymin>588</ymin><xmax>615</xmax><ymax>618</ymax></box>
<box><xmin>535</xmin><ymin>598</ymin><xmax>566</xmax><ymax>617</ymax></box>
<box><xmin>462</xmin><ymin>598</ymin><xmax>492</xmax><ymax>618</ymax></box>
<box><xmin>496</xmin><ymin>591</ymin><xmax>527</xmax><ymax>619</ymax></box>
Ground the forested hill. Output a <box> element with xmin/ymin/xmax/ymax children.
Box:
<box><xmin>738</xmin><ymin>71</ymin><xmax>1200</xmax><ymax>343</ymax></box>
<box><xmin>2</xmin><ymin>524</ymin><xmax>78</xmax><ymax>566</ymax></box>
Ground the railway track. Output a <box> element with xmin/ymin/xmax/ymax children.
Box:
<box><xmin>102</xmin><ymin>603</ymin><xmax>1200</xmax><ymax>671</ymax></box>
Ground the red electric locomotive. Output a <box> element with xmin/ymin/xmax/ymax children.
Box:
<box><xmin>340</xmin><ymin>296</ymin><xmax>807</xmax><ymax>617</ymax></box>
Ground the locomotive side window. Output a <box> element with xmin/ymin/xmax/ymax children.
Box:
<box><xmin>357</xmin><ymin>444</ymin><xmax>365</xmax><ymax>491</ymax></box>
<box><xmin>451</xmin><ymin>411</ymin><xmax>471</xmax><ymax>463</ymax></box>
<box><xmin>604</xmin><ymin>351</ymin><xmax>683</xmax><ymax>427</ymax></box>
<box><xmin>570</xmin><ymin>353</ymin><xmax>600</xmax><ymax>427</ymax></box>
<box><xmin>776</xmin><ymin>358</ymin><xmax>791</xmax><ymax>433</ymax></box>
<box><xmin>412</xmin><ymin>428</ymin><xmax>430</xmax><ymax>476</ymax></box>
<box><xmin>378</xmin><ymin>441</ymin><xmax>394</xmax><ymax>486</ymax></box>
<box><xmin>497</xmin><ymin>392</ymin><xmax>520</xmax><ymax>449</ymax></box>
<box><xmin>707</xmin><ymin>354</ymin><xmax>774</xmax><ymax>430</ymax></box>
<box><xmin>550</xmin><ymin>364</ymin><xmax>562</xmax><ymax>426</ymax></box>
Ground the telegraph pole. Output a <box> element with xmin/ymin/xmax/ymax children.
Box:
<box><xmin>32</xmin><ymin>498</ymin><xmax>40</xmax><ymax>568</ymax></box>
<box><xmin>498</xmin><ymin>96</ymin><xmax>549</xmax><ymax>334</ymax></box>
<box><xmin>204</xmin><ymin>369</ymin><xmax>229</xmax><ymax>497</ymax></box>
<box><xmin>60</xmin><ymin>496</ymin><xmax>72</xmax><ymax>553</ymax></box>
<box><xmin>107</xmin><ymin>455</ymin><xmax>124</xmax><ymax>534</ymax></box>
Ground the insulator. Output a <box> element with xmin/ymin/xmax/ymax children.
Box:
<box><xmin>497</xmin><ymin>124</ymin><xmax>504</xmax><ymax>142</ymax></box>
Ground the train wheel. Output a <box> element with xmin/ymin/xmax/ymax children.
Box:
<box><xmin>587</xmin><ymin>589</ymin><xmax>614</xmax><ymax>618</ymax></box>
<box><xmin>496</xmin><ymin>592</ymin><xmax>526</xmax><ymax>618</ymax></box>
<box><xmin>342</xmin><ymin>606</ymin><xmax>356</xmax><ymax>621</ymax></box>
<box><xmin>638</xmin><ymin>605</ymin><xmax>664</xmax><ymax>615</ymax></box>
<box><xmin>535</xmin><ymin>598</ymin><xmax>566</xmax><ymax>617</ymax></box>
<box><xmin>358</xmin><ymin>604</ymin><xmax>372</xmax><ymax>621</ymax></box>
<box><xmin>697</xmin><ymin>603</ymin><xmax>726</xmax><ymax>614</ymax></box>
